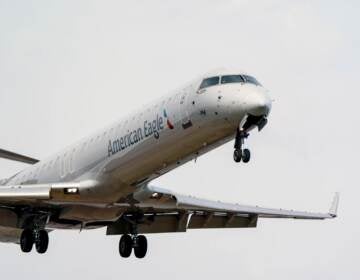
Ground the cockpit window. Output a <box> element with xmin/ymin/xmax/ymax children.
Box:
<box><xmin>242</xmin><ymin>75</ymin><xmax>261</xmax><ymax>86</ymax></box>
<box><xmin>220</xmin><ymin>74</ymin><xmax>261</xmax><ymax>86</ymax></box>
<box><xmin>221</xmin><ymin>75</ymin><xmax>245</xmax><ymax>84</ymax></box>
<box><xmin>199</xmin><ymin>76</ymin><xmax>220</xmax><ymax>89</ymax></box>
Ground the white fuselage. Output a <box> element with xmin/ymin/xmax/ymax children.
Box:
<box><xmin>4</xmin><ymin>70</ymin><xmax>271</xmax><ymax>205</ymax></box>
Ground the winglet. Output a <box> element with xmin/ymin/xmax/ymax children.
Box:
<box><xmin>329</xmin><ymin>192</ymin><xmax>340</xmax><ymax>217</ymax></box>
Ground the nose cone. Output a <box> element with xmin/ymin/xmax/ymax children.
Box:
<box><xmin>245</xmin><ymin>90</ymin><xmax>272</xmax><ymax>116</ymax></box>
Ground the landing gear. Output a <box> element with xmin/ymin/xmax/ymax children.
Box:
<box><xmin>234</xmin><ymin>129</ymin><xmax>251</xmax><ymax>163</ymax></box>
<box><xmin>119</xmin><ymin>234</ymin><xmax>132</xmax><ymax>258</ymax></box>
<box><xmin>20</xmin><ymin>229</ymin><xmax>49</xmax><ymax>254</ymax></box>
<box><xmin>20</xmin><ymin>229</ymin><xmax>34</xmax><ymax>253</ymax></box>
<box><xmin>233</xmin><ymin>149</ymin><xmax>251</xmax><ymax>163</ymax></box>
<box><xmin>242</xmin><ymin>148</ymin><xmax>251</xmax><ymax>163</ymax></box>
<box><xmin>119</xmin><ymin>234</ymin><xmax>148</xmax><ymax>259</ymax></box>
<box><xmin>134</xmin><ymin>235</ymin><xmax>147</xmax><ymax>259</ymax></box>
<box><xmin>35</xmin><ymin>230</ymin><xmax>49</xmax><ymax>254</ymax></box>
<box><xmin>233</xmin><ymin>149</ymin><xmax>242</xmax><ymax>162</ymax></box>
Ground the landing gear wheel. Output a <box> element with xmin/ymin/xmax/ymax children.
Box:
<box><xmin>134</xmin><ymin>235</ymin><xmax>147</xmax><ymax>259</ymax></box>
<box><xmin>234</xmin><ymin>128</ymin><xmax>251</xmax><ymax>163</ymax></box>
<box><xmin>119</xmin><ymin>234</ymin><xmax>132</xmax><ymax>258</ymax></box>
<box><xmin>242</xmin><ymin>149</ymin><xmax>251</xmax><ymax>163</ymax></box>
<box><xmin>20</xmin><ymin>229</ymin><xmax>34</xmax><ymax>253</ymax></box>
<box><xmin>35</xmin><ymin>230</ymin><xmax>49</xmax><ymax>254</ymax></box>
<box><xmin>233</xmin><ymin>149</ymin><xmax>242</xmax><ymax>162</ymax></box>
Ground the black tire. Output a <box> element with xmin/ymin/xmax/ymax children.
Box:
<box><xmin>35</xmin><ymin>230</ymin><xmax>49</xmax><ymax>254</ymax></box>
<box><xmin>134</xmin><ymin>235</ymin><xmax>147</xmax><ymax>259</ymax></box>
<box><xmin>20</xmin><ymin>229</ymin><xmax>34</xmax><ymax>253</ymax></box>
<box><xmin>119</xmin><ymin>234</ymin><xmax>132</xmax><ymax>258</ymax></box>
<box><xmin>233</xmin><ymin>149</ymin><xmax>242</xmax><ymax>163</ymax></box>
<box><xmin>242</xmin><ymin>149</ymin><xmax>251</xmax><ymax>163</ymax></box>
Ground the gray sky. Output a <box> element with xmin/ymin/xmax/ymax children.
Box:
<box><xmin>0</xmin><ymin>1</ymin><xmax>359</xmax><ymax>279</ymax></box>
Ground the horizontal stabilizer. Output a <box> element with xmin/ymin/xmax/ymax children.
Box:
<box><xmin>0</xmin><ymin>148</ymin><xmax>39</xmax><ymax>164</ymax></box>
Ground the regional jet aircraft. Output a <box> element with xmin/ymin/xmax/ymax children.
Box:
<box><xmin>0</xmin><ymin>69</ymin><xmax>338</xmax><ymax>258</ymax></box>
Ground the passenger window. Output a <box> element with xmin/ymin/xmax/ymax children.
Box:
<box><xmin>199</xmin><ymin>76</ymin><xmax>220</xmax><ymax>90</ymax></box>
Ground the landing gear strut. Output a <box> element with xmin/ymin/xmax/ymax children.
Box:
<box><xmin>233</xmin><ymin>129</ymin><xmax>251</xmax><ymax>163</ymax></box>
<box><xmin>119</xmin><ymin>234</ymin><xmax>148</xmax><ymax>259</ymax></box>
<box><xmin>20</xmin><ymin>229</ymin><xmax>49</xmax><ymax>254</ymax></box>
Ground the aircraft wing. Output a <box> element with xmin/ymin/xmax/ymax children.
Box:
<box><xmin>0</xmin><ymin>182</ymin><xmax>338</xmax><ymax>237</ymax></box>
<box><xmin>108</xmin><ymin>185</ymin><xmax>339</xmax><ymax>235</ymax></box>
<box><xmin>132</xmin><ymin>185</ymin><xmax>338</xmax><ymax>219</ymax></box>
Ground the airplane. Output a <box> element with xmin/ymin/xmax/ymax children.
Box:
<box><xmin>0</xmin><ymin>68</ymin><xmax>338</xmax><ymax>258</ymax></box>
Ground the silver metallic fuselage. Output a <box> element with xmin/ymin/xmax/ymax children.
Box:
<box><xmin>3</xmin><ymin>70</ymin><xmax>271</xmax><ymax>227</ymax></box>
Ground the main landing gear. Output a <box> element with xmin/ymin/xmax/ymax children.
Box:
<box><xmin>20</xmin><ymin>229</ymin><xmax>49</xmax><ymax>254</ymax></box>
<box><xmin>233</xmin><ymin>129</ymin><xmax>251</xmax><ymax>163</ymax></box>
<box><xmin>119</xmin><ymin>234</ymin><xmax>148</xmax><ymax>259</ymax></box>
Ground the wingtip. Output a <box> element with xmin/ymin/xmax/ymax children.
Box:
<box><xmin>329</xmin><ymin>192</ymin><xmax>340</xmax><ymax>217</ymax></box>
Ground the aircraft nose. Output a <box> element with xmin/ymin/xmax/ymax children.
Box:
<box><xmin>245</xmin><ymin>91</ymin><xmax>272</xmax><ymax>116</ymax></box>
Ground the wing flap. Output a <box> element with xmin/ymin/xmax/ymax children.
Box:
<box><xmin>188</xmin><ymin>214</ymin><xmax>258</xmax><ymax>229</ymax></box>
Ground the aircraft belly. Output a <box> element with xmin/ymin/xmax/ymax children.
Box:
<box><xmin>0</xmin><ymin>208</ymin><xmax>18</xmax><ymax>228</ymax></box>
<box><xmin>0</xmin><ymin>226</ymin><xmax>22</xmax><ymax>243</ymax></box>
<box><xmin>58</xmin><ymin>205</ymin><xmax>123</xmax><ymax>223</ymax></box>
<box><xmin>0</xmin><ymin>209</ymin><xmax>22</xmax><ymax>243</ymax></box>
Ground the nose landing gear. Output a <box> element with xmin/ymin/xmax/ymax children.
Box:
<box><xmin>233</xmin><ymin>129</ymin><xmax>251</xmax><ymax>163</ymax></box>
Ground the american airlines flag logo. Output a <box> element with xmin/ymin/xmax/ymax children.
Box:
<box><xmin>163</xmin><ymin>109</ymin><xmax>174</xmax><ymax>129</ymax></box>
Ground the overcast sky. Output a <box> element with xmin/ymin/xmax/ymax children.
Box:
<box><xmin>0</xmin><ymin>1</ymin><xmax>359</xmax><ymax>279</ymax></box>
